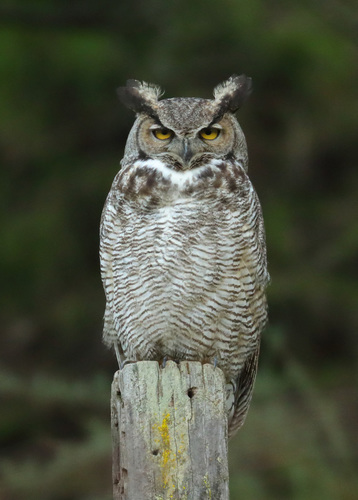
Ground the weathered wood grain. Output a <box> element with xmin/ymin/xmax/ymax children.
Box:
<box><xmin>111</xmin><ymin>360</ymin><xmax>229</xmax><ymax>500</ymax></box>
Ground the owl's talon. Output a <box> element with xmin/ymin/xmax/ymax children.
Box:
<box><xmin>161</xmin><ymin>357</ymin><xmax>180</xmax><ymax>368</ymax></box>
<box><xmin>114</xmin><ymin>343</ymin><xmax>123</xmax><ymax>370</ymax></box>
<box><xmin>120</xmin><ymin>359</ymin><xmax>135</xmax><ymax>370</ymax></box>
<box><xmin>213</xmin><ymin>357</ymin><xmax>218</xmax><ymax>369</ymax></box>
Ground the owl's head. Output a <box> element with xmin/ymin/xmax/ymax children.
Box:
<box><xmin>117</xmin><ymin>75</ymin><xmax>252</xmax><ymax>171</ymax></box>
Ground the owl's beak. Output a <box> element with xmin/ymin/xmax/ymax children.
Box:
<box><xmin>181</xmin><ymin>138</ymin><xmax>194</xmax><ymax>165</ymax></box>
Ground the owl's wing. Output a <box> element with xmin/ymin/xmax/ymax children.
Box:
<box><xmin>227</xmin><ymin>186</ymin><xmax>269</xmax><ymax>437</ymax></box>
<box><xmin>228</xmin><ymin>346</ymin><xmax>260</xmax><ymax>438</ymax></box>
<box><xmin>99</xmin><ymin>189</ymin><xmax>122</xmax><ymax>350</ymax></box>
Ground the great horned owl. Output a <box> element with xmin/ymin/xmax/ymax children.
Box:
<box><xmin>100</xmin><ymin>75</ymin><xmax>269</xmax><ymax>437</ymax></box>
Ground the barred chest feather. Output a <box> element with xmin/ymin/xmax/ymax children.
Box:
<box><xmin>101</xmin><ymin>158</ymin><xmax>266</xmax><ymax>381</ymax></box>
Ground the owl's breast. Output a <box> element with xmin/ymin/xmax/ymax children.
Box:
<box><xmin>115</xmin><ymin>157</ymin><xmax>249</xmax><ymax>207</ymax></box>
<box><xmin>102</xmin><ymin>157</ymin><xmax>266</xmax><ymax>375</ymax></box>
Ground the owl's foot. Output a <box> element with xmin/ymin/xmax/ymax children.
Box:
<box><xmin>119</xmin><ymin>359</ymin><xmax>136</xmax><ymax>370</ymax></box>
<box><xmin>161</xmin><ymin>356</ymin><xmax>180</xmax><ymax>368</ymax></box>
<box><xmin>114</xmin><ymin>343</ymin><xmax>124</xmax><ymax>369</ymax></box>
<box><xmin>201</xmin><ymin>356</ymin><xmax>219</xmax><ymax>369</ymax></box>
<box><xmin>113</xmin><ymin>343</ymin><xmax>136</xmax><ymax>370</ymax></box>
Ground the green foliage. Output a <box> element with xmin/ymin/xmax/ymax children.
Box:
<box><xmin>0</xmin><ymin>1</ymin><xmax>357</xmax><ymax>498</ymax></box>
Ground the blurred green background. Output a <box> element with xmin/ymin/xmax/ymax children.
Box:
<box><xmin>1</xmin><ymin>1</ymin><xmax>357</xmax><ymax>499</ymax></box>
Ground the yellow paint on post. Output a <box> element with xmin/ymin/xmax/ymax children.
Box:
<box><xmin>158</xmin><ymin>413</ymin><xmax>171</xmax><ymax>470</ymax></box>
<box><xmin>203</xmin><ymin>475</ymin><xmax>212</xmax><ymax>499</ymax></box>
<box><xmin>153</xmin><ymin>412</ymin><xmax>174</xmax><ymax>495</ymax></box>
<box><xmin>153</xmin><ymin>413</ymin><xmax>189</xmax><ymax>499</ymax></box>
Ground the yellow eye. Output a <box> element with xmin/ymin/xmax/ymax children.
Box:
<box><xmin>153</xmin><ymin>128</ymin><xmax>173</xmax><ymax>140</ymax></box>
<box><xmin>199</xmin><ymin>127</ymin><xmax>220</xmax><ymax>140</ymax></box>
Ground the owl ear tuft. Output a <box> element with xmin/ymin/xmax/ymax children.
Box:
<box><xmin>117</xmin><ymin>80</ymin><xmax>163</xmax><ymax>117</ymax></box>
<box><xmin>213</xmin><ymin>74</ymin><xmax>252</xmax><ymax>115</ymax></box>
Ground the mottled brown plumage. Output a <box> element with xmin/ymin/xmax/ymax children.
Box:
<box><xmin>100</xmin><ymin>75</ymin><xmax>269</xmax><ymax>437</ymax></box>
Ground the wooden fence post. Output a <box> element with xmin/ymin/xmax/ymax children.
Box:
<box><xmin>111</xmin><ymin>360</ymin><xmax>229</xmax><ymax>500</ymax></box>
